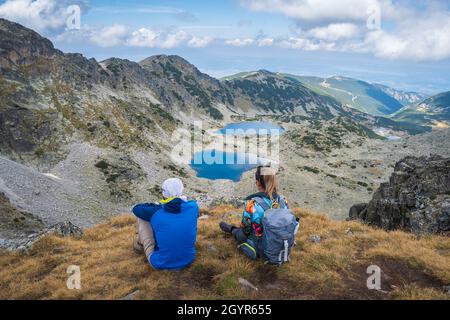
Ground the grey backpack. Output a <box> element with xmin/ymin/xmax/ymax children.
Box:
<box><xmin>254</xmin><ymin>197</ymin><xmax>299</xmax><ymax>265</ymax></box>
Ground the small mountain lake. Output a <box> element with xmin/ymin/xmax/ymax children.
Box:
<box><xmin>190</xmin><ymin>122</ymin><xmax>284</xmax><ymax>181</ymax></box>
<box><xmin>374</xmin><ymin>127</ymin><xmax>402</xmax><ymax>141</ymax></box>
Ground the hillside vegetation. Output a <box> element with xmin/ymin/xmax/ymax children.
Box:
<box><xmin>0</xmin><ymin>206</ymin><xmax>449</xmax><ymax>300</ymax></box>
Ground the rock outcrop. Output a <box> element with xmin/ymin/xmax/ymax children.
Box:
<box><xmin>0</xmin><ymin>191</ymin><xmax>44</xmax><ymax>247</ymax></box>
<box><xmin>349</xmin><ymin>155</ymin><xmax>450</xmax><ymax>234</ymax></box>
<box><xmin>0</xmin><ymin>188</ymin><xmax>83</xmax><ymax>251</ymax></box>
<box><xmin>0</xmin><ymin>18</ymin><xmax>59</xmax><ymax>68</ymax></box>
<box><xmin>4</xmin><ymin>221</ymin><xmax>83</xmax><ymax>252</ymax></box>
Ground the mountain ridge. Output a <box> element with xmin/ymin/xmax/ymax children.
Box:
<box><xmin>221</xmin><ymin>71</ymin><xmax>431</xmax><ymax>117</ymax></box>
<box><xmin>0</xmin><ymin>18</ymin><xmax>390</xmax><ymax>162</ymax></box>
<box><xmin>393</xmin><ymin>91</ymin><xmax>450</xmax><ymax>128</ymax></box>
<box><xmin>373</xmin><ymin>83</ymin><xmax>428</xmax><ymax>106</ymax></box>
<box><xmin>0</xmin><ymin>17</ymin><xmax>448</xmax><ymax>239</ymax></box>
<box><xmin>281</xmin><ymin>74</ymin><xmax>407</xmax><ymax>116</ymax></box>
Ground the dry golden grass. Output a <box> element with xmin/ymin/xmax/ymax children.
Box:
<box><xmin>0</xmin><ymin>206</ymin><xmax>449</xmax><ymax>300</ymax></box>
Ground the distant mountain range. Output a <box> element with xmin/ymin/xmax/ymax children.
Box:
<box><xmin>222</xmin><ymin>72</ymin><xmax>432</xmax><ymax>117</ymax></box>
<box><xmin>393</xmin><ymin>91</ymin><xmax>450</xmax><ymax>128</ymax></box>
<box><xmin>222</xmin><ymin>70</ymin><xmax>344</xmax><ymax>120</ymax></box>
<box><xmin>372</xmin><ymin>83</ymin><xmax>428</xmax><ymax>107</ymax></box>
<box><xmin>294</xmin><ymin>75</ymin><xmax>450</xmax><ymax>128</ymax></box>
<box><xmin>285</xmin><ymin>75</ymin><xmax>406</xmax><ymax>116</ymax></box>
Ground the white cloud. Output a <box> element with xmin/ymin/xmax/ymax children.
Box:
<box><xmin>159</xmin><ymin>30</ymin><xmax>188</xmax><ymax>48</ymax></box>
<box><xmin>257</xmin><ymin>38</ymin><xmax>274</xmax><ymax>47</ymax></box>
<box><xmin>240</xmin><ymin>0</ymin><xmax>399</xmax><ymax>22</ymax></box>
<box><xmin>92</xmin><ymin>6</ymin><xmax>184</xmax><ymax>14</ymax></box>
<box><xmin>180</xmin><ymin>25</ymin><xmax>233</xmax><ymax>31</ymax></box>
<box><xmin>306</xmin><ymin>23</ymin><xmax>360</xmax><ymax>41</ymax></box>
<box><xmin>126</xmin><ymin>28</ymin><xmax>161</xmax><ymax>47</ymax></box>
<box><xmin>5</xmin><ymin>0</ymin><xmax>448</xmax><ymax>62</ymax></box>
<box><xmin>278</xmin><ymin>37</ymin><xmax>336</xmax><ymax>51</ymax></box>
<box><xmin>0</xmin><ymin>1</ymin><xmax>198</xmax><ymax>50</ymax></box>
<box><xmin>241</xmin><ymin>0</ymin><xmax>450</xmax><ymax>61</ymax></box>
<box><xmin>126</xmin><ymin>28</ymin><xmax>188</xmax><ymax>48</ymax></box>
<box><xmin>90</xmin><ymin>24</ymin><xmax>129</xmax><ymax>47</ymax></box>
<box><xmin>277</xmin><ymin>11</ymin><xmax>450</xmax><ymax>61</ymax></box>
<box><xmin>0</xmin><ymin>0</ymin><xmax>87</xmax><ymax>33</ymax></box>
<box><xmin>364</xmin><ymin>12</ymin><xmax>450</xmax><ymax>61</ymax></box>
<box><xmin>188</xmin><ymin>36</ymin><xmax>213</xmax><ymax>48</ymax></box>
<box><xmin>225</xmin><ymin>38</ymin><xmax>254</xmax><ymax>47</ymax></box>
<box><xmin>55</xmin><ymin>25</ymin><xmax>210</xmax><ymax>49</ymax></box>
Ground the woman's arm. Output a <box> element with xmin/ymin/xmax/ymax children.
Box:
<box><xmin>240</xmin><ymin>200</ymin><xmax>253</xmax><ymax>235</ymax></box>
<box><xmin>241</xmin><ymin>200</ymin><xmax>257</xmax><ymax>236</ymax></box>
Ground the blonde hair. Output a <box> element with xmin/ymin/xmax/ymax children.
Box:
<box><xmin>256</xmin><ymin>166</ymin><xmax>278</xmax><ymax>199</ymax></box>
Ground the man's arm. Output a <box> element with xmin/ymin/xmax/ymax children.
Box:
<box><xmin>132</xmin><ymin>203</ymin><xmax>161</xmax><ymax>222</ymax></box>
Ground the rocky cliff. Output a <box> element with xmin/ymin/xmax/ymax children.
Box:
<box><xmin>350</xmin><ymin>156</ymin><xmax>450</xmax><ymax>234</ymax></box>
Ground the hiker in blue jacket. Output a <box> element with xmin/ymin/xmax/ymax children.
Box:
<box><xmin>132</xmin><ymin>178</ymin><xmax>199</xmax><ymax>270</ymax></box>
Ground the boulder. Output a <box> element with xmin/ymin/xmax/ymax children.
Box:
<box><xmin>208</xmin><ymin>197</ymin><xmax>244</xmax><ymax>208</ymax></box>
<box><xmin>205</xmin><ymin>243</ymin><xmax>218</xmax><ymax>254</ymax></box>
<box><xmin>41</xmin><ymin>221</ymin><xmax>84</xmax><ymax>238</ymax></box>
<box><xmin>309</xmin><ymin>235</ymin><xmax>321</xmax><ymax>244</ymax></box>
<box><xmin>238</xmin><ymin>278</ymin><xmax>258</xmax><ymax>291</ymax></box>
<box><xmin>348</xmin><ymin>203</ymin><xmax>368</xmax><ymax>220</ymax></box>
<box><xmin>350</xmin><ymin>155</ymin><xmax>450</xmax><ymax>234</ymax></box>
<box><xmin>121</xmin><ymin>290</ymin><xmax>140</xmax><ymax>300</ymax></box>
<box><xmin>12</xmin><ymin>221</ymin><xmax>83</xmax><ymax>252</ymax></box>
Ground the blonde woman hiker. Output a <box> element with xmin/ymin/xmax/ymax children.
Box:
<box><xmin>132</xmin><ymin>178</ymin><xmax>199</xmax><ymax>270</ymax></box>
<box><xmin>219</xmin><ymin>166</ymin><xmax>299</xmax><ymax>264</ymax></box>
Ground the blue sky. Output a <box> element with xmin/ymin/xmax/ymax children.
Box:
<box><xmin>1</xmin><ymin>0</ymin><xmax>450</xmax><ymax>94</ymax></box>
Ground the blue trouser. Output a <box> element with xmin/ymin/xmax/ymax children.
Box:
<box><xmin>232</xmin><ymin>227</ymin><xmax>248</xmax><ymax>245</ymax></box>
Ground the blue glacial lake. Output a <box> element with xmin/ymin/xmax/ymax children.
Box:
<box><xmin>191</xmin><ymin>150</ymin><xmax>269</xmax><ymax>182</ymax></box>
<box><xmin>191</xmin><ymin>122</ymin><xmax>284</xmax><ymax>181</ymax></box>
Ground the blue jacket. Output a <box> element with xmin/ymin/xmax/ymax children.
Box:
<box><xmin>132</xmin><ymin>198</ymin><xmax>199</xmax><ymax>270</ymax></box>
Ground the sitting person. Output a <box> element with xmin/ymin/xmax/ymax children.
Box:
<box><xmin>219</xmin><ymin>165</ymin><xmax>292</xmax><ymax>260</ymax></box>
<box><xmin>132</xmin><ymin>178</ymin><xmax>199</xmax><ymax>270</ymax></box>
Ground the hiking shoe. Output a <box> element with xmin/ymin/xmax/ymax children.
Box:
<box><xmin>133</xmin><ymin>235</ymin><xmax>144</xmax><ymax>254</ymax></box>
<box><xmin>219</xmin><ymin>221</ymin><xmax>235</xmax><ymax>234</ymax></box>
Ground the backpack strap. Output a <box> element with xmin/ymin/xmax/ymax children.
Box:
<box><xmin>253</xmin><ymin>196</ymin><xmax>271</xmax><ymax>211</ymax></box>
<box><xmin>277</xmin><ymin>195</ymin><xmax>288</xmax><ymax>209</ymax></box>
